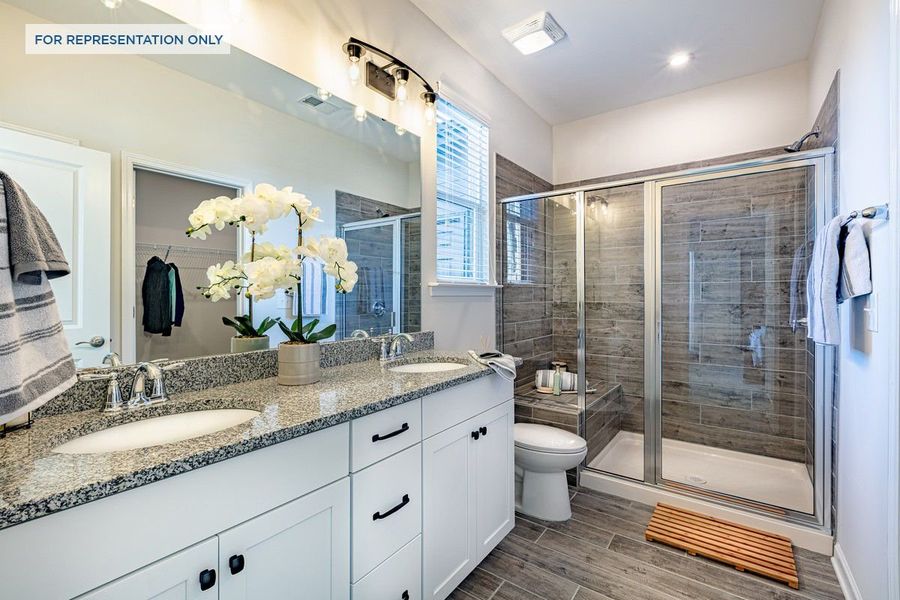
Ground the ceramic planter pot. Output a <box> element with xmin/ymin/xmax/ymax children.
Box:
<box><xmin>231</xmin><ymin>335</ymin><xmax>270</xmax><ymax>354</ymax></box>
<box><xmin>278</xmin><ymin>342</ymin><xmax>321</xmax><ymax>386</ymax></box>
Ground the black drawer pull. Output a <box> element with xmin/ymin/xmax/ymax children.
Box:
<box><xmin>402</xmin><ymin>591</ymin><xmax>410</xmax><ymax>600</ymax></box>
<box><xmin>199</xmin><ymin>568</ymin><xmax>216</xmax><ymax>591</ymax></box>
<box><xmin>373</xmin><ymin>494</ymin><xmax>410</xmax><ymax>520</ymax></box>
<box><xmin>372</xmin><ymin>422</ymin><xmax>409</xmax><ymax>443</ymax></box>
<box><xmin>229</xmin><ymin>554</ymin><xmax>245</xmax><ymax>575</ymax></box>
<box><xmin>480</xmin><ymin>426</ymin><xmax>488</xmax><ymax>436</ymax></box>
<box><xmin>471</xmin><ymin>430</ymin><xmax>480</xmax><ymax>440</ymax></box>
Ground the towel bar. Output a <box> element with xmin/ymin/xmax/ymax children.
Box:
<box><xmin>845</xmin><ymin>203</ymin><xmax>889</xmax><ymax>223</ymax></box>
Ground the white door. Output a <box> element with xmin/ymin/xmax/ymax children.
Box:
<box><xmin>423</xmin><ymin>418</ymin><xmax>477</xmax><ymax>600</ymax></box>
<box><xmin>218</xmin><ymin>477</ymin><xmax>351</xmax><ymax>600</ymax></box>
<box><xmin>76</xmin><ymin>538</ymin><xmax>218</xmax><ymax>599</ymax></box>
<box><xmin>0</xmin><ymin>126</ymin><xmax>111</xmax><ymax>367</ymax></box>
<box><xmin>473</xmin><ymin>401</ymin><xmax>515</xmax><ymax>562</ymax></box>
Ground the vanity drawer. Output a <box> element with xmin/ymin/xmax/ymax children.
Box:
<box><xmin>351</xmin><ymin>398</ymin><xmax>422</xmax><ymax>472</ymax></box>
<box><xmin>352</xmin><ymin>444</ymin><xmax>422</xmax><ymax>581</ymax></box>
<box><xmin>352</xmin><ymin>535</ymin><xmax>421</xmax><ymax>600</ymax></box>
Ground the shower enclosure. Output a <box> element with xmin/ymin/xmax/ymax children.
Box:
<box><xmin>339</xmin><ymin>213</ymin><xmax>421</xmax><ymax>338</ymax></box>
<box><xmin>499</xmin><ymin>149</ymin><xmax>834</xmax><ymax>532</ymax></box>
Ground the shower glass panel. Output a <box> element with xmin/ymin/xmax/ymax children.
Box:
<box><xmin>339</xmin><ymin>221</ymin><xmax>397</xmax><ymax>338</ymax></box>
<box><xmin>657</xmin><ymin>165</ymin><xmax>815</xmax><ymax>513</ymax></box>
<box><xmin>499</xmin><ymin>193</ymin><xmax>581</xmax><ymax>477</ymax></box>
<box><xmin>581</xmin><ymin>184</ymin><xmax>647</xmax><ymax>480</ymax></box>
<box><xmin>401</xmin><ymin>216</ymin><xmax>422</xmax><ymax>333</ymax></box>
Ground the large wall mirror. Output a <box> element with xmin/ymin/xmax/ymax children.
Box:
<box><xmin>0</xmin><ymin>0</ymin><xmax>422</xmax><ymax>367</ymax></box>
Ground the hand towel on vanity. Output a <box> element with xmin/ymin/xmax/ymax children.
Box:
<box><xmin>468</xmin><ymin>350</ymin><xmax>517</xmax><ymax>382</ymax></box>
<box><xmin>0</xmin><ymin>172</ymin><xmax>76</xmax><ymax>424</ymax></box>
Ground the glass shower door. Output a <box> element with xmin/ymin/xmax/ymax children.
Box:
<box><xmin>340</xmin><ymin>221</ymin><xmax>397</xmax><ymax>338</ymax></box>
<box><xmin>656</xmin><ymin>164</ymin><xmax>816</xmax><ymax>514</ymax></box>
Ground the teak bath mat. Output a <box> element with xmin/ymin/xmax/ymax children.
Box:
<box><xmin>645</xmin><ymin>503</ymin><xmax>799</xmax><ymax>589</ymax></box>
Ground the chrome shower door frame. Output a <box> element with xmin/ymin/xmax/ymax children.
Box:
<box><xmin>646</xmin><ymin>153</ymin><xmax>834</xmax><ymax>531</ymax></box>
<box><xmin>340</xmin><ymin>212</ymin><xmax>421</xmax><ymax>336</ymax></box>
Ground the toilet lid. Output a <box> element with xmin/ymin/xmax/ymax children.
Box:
<box><xmin>514</xmin><ymin>423</ymin><xmax>587</xmax><ymax>454</ymax></box>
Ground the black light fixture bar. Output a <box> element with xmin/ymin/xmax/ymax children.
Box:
<box><xmin>342</xmin><ymin>36</ymin><xmax>436</xmax><ymax>97</ymax></box>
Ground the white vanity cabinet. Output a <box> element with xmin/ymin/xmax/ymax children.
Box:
<box><xmin>217</xmin><ymin>478</ymin><xmax>350</xmax><ymax>600</ymax></box>
<box><xmin>421</xmin><ymin>377</ymin><xmax>514</xmax><ymax>600</ymax></box>
<box><xmin>1</xmin><ymin>374</ymin><xmax>514</xmax><ymax>600</ymax></box>
<box><xmin>76</xmin><ymin>538</ymin><xmax>219</xmax><ymax>600</ymax></box>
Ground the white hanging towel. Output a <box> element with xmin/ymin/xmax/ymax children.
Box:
<box><xmin>0</xmin><ymin>173</ymin><xmax>76</xmax><ymax>424</ymax></box>
<box><xmin>807</xmin><ymin>215</ymin><xmax>873</xmax><ymax>345</ymax></box>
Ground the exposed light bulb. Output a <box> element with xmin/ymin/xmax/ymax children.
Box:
<box><xmin>354</xmin><ymin>105</ymin><xmax>367</xmax><ymax>122</ymax></box>
<box><xmin>396</xmin><ymin>80</ymin><xmax>408</xmax><ymax>104</ymax></box>
<box><xmin>668</xmin><ymin>51</ymin><xmax>692</xmax><ymax>68</ymax></box>
<box><xmin>348</xmin><ymin>61</ymin><xmax>361</xmax><ymax>85</ymax></box>
<box><xmin>423</xmin><ymin>101</ymin><xmax>435</xmax><ymax>124</ymax></box>
<box><xmin>600</xmin><ymin>199</ymin><xmax>609</xmax><ymax>214</ymax></box>
<box><xmin>317</xmin><ymin>88</ymin><xmax>331</xmax><ymax>101</ymax></box>
<box><xmin>395</xmin><ymin>125</ymin><xmax>406</xmax><ymax>136</ymax></box>
<box><xmin>101</xmin><ymin>0</ymin><xmax>122</xmax><ymax>8</ymax></box>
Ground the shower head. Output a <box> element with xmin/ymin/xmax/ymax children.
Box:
<box><xmin>784</xmin><ymin>127</ymin><xmax>821</xmax><ymax>152</ymax></box>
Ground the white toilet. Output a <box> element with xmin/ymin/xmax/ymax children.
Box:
<box><xmin>514</xmin><ymin>423</ymin><xmax>587</xmax><ymax>521</ymax></box>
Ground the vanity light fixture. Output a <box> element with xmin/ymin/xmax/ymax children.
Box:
<box><xmin>668</xmin><ymin>51</ymin><xmax>692</xmax><ymax>68</ymax></box>
<box><xmin>353</xmin><ymin>105</ymin><xmax>368</xmax><ymax>122</ymax></box>
<box><xmin>316</xmin><ymin>88</ymin><xmax>332</xmax><ymax>101</ymax></box>
<box><xmin>342</xmin><ymin>37</ymin><xmax>438</xmax><ymax>124</ymax></box>
<box><xmin>502</xmin><ymin>12</ymin><xmax>566</xmax><ymax>55</ymax></box>
<box><xmin>395</xmin><ymin>125</ymin><xmax>406</xmax><ymax>136</ymax></box>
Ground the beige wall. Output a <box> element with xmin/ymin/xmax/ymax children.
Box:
<box><xmin>553</xmin><ymin>62</ymin><xmax>810</xmax><ymax>185</ymax></box>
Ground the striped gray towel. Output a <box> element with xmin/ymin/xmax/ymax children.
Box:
<box><xmin>0</xmin><ymin>173</ymin><xmax>76</xmax><ymax>425</ymax></box>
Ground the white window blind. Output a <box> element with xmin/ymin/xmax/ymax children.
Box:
<box><xmin>436</xmin><ymin>98</ymin><xmax>490</xmax><ymax>283</ymax></box>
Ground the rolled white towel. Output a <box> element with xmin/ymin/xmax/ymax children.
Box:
<box><xmin>468</xmin><ymin>350</ymin><xmax>517</xmax><ymax>382</ymax></box>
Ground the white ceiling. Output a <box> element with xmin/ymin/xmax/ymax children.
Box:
<box><xmin>410</xmin><ymin>0</ymin><xmax>824</xmax><ymax>125</ymax></box>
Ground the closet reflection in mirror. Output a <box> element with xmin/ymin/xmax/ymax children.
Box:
<box><xmin>0</xmin><ymin>0</ymin><xmax>421</xmax><ymax>367</ymax></box>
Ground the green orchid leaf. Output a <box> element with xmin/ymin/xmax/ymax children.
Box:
<box><xmin>301</xmin><ymin>318</ymin><xmax>319</xmax><ymax>335</ymax></box>
<box><xmin>306</xmin><ymin>323</ymin><xmax>336</xmax><ymax>343</ymax></box>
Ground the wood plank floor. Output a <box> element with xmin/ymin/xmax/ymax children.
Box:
<box><xmin>450</xmin><ymin>487</ymin><xmax>844</xmax><ymax>600</ymax></box>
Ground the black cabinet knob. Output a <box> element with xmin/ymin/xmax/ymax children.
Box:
<box><xmin>471</xmin><ymin>430</ymin><xmax>480</xmax><ymax>440</ymax></box>
<box><xmin>480</xmin><ymin>426</ymin><xmax>488</xmax><ymax>436</ymax></box>
<box><xmin>401</xmin><ymin>591</ymin><xmax>410</xmax><ymax>600</ymax></box>
<box><xmin>229</xmin><ymin>554</ymin><xmax>245</xmax><ymax>575</ymax></box>
<box><xmin>199</xmin><ymin>568</ymin><xmax>216</xmax><ymax>591</ymax></box>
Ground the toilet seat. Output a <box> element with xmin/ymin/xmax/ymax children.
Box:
<box><xmin>514</xmin><ymin>423</ymin><xmax>587</xmax><ymax>455</ymax></box>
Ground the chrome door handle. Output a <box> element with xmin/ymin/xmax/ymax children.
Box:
<box><xmin>76</xmin><ymin>336</ymin><xmax>106</xmax><ymax>348</ymax></box>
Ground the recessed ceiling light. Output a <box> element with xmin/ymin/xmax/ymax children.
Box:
<box><xmin>502</xmin><ymin>12</ymin><xmax>566</xmax><ymax>56</ymax></box>
<box><xmin>668</xmin><ymin>52</ymin><xmax>692</xmax><ymax>68</ymax></box>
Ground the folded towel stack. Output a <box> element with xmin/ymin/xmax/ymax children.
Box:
<box><xmin>468</xmin><ymin>350</ymin><xmax>517</xmax><ymax>382</ymax></box>
<box><xmin>0</xmin><ymin>172</ymin><xmax>77</xmax><ymax>424</ymax></box>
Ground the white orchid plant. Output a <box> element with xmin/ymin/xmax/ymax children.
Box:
<box><xmin>186</xmin><ymin>183</ymin><xmax>358</xmax><ymax>343</ymax></box>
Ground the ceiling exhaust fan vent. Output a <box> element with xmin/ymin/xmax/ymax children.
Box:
<box><xmin>298</xmin><ymin>94</ymin><xmax>340</xmax><ymax>115</ymax></box>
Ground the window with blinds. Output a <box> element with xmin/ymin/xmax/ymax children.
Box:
<box><xmin>436</xmin><ymin>98</ymin><xmax>490</xmax><ymax>283</ymax></box>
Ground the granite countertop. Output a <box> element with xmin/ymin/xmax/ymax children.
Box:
<box><xmin>0</xmin><ymin>351</ymin><xmax>499</xmax><ymax>530</ymax></box>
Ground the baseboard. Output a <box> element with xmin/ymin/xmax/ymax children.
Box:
<box><xmin>832</xmin><ymin>543</ymin><xmax>863</xmax><ymax>600</ymax></box>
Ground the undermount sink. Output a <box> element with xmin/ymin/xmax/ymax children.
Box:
<box><xmin>389</xmin><ymin>362</ymin><xmax>467</xmax><ymax>374</ymax></box>
<box><xmin>52</xmin><ymin>409</ymin><xmax>260</xmax><ymax>455</ymax></box>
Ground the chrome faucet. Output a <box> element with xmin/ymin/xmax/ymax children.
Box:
<box><xmin>372</xmin><ymin>333</ymin><xmax>414</xmax><ymax>362</ymax></box>
<box><xmin>128</xmin><ymin>361</ymin><xmax>183</xmax><ymax>408</ymax></box>
<box><xmin>351</xmin><ymin>329</ymin><xmax>370</xmax><ymax>339</ymax></box>
<box><xmin>389</xmin><ymin>333</ymin><xmax>414</xmax><ymax>360</ymax></box>
<box><xmin>102</xmin><ymin>352</ymin><xmax>123</xmax><ymax>367</ymax></box>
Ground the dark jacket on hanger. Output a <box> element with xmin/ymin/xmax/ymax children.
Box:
<box><xmin>168</xmin><ymin>262</ymin><xmax>185</xmax><ymax>327</ymax></box>
<box><xmin>142</xmin><ymin>256</ymin><xmax>172</xmax><ymax>335</ymax></box>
